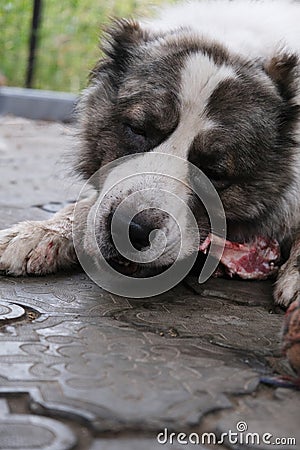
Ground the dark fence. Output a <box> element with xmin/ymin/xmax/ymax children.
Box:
<box><xmin>26</xmin><ymin>0</ymin><xmax>43</xmax><ymax>88</ymax></box>
<box><xmin>0</xmin><ymin>0</ymin><xmax>77</xmax><ymax>122</ymax></box>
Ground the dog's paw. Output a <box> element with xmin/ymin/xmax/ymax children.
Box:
<box><xmin>0</xmin><ymin>221</ymin><xmax>76</xmax><ymax>276</ymax></box>
<box><xmin>274</xmin><ymin>258</ymin><xmax>300</xmax><ymax>307</ymax></box>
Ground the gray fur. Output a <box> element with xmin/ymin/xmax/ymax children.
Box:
<box><xmin>0</xmin><ymin>2</ymin><xmax>300</xmax><ymax>306</ymax></box>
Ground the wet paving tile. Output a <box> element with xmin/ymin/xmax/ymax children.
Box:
<box><xmin>0</xmin><ymin>117</ymin><xmax>299</xmax><ymax>449</ymax></box>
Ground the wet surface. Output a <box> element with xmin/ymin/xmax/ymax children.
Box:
<box><xmin>0</xmin><ymin>116</ymin><xmax>299</xmax><ymax>449</ymax></box>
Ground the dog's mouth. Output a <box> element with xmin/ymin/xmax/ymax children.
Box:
<box><xmin>106</xmin><ymin>254</ymin><xmax>170</xmax><ymax>277</ymax></box>
<box><xmin>108</xmin><ymin>255</ymin><xmax>139</xmax><ymax>276</ymax></box>
<box><xmin>106</xmin><ymin>234</ymin><xmax>281</xmax><ymax>280</ymax></box>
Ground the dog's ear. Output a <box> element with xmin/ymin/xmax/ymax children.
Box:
<box><xmin>264</xmin><ymin>53</ymin><xmax>299</xmax><ymax>101</ymax></box>
<box><xmin>89</xmin><ymin>19</ymin><xmax>153</xmax><ymax>81</ymax></box>
<box><xmin>103</xmin><ymin>19</ymin><xmax>150</xmax><ymax>62</ymax></box>
<box><xmin>264</xmin><ymin>53</ymin><xmax>299</xmax><ymax>139</ymax></box>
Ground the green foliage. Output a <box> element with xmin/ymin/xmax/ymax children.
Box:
<box><xmin>0</xmin><ymin>0</ymin><xmax>169</xmax><ymax>92</ymax></box>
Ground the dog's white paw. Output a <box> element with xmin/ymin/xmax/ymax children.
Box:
<box><xmin>274</xmin><ymin>257</ymin><xmax>300</xmax><ymax>307</ymax></box>
<box><xmin>0</xmin><ymin>221</ymin><xmax>76</xmax><ymax>276</ymax></box>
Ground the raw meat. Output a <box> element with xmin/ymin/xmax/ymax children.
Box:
<box><xmin>199</xmin><ymin>234</ymin><xmax>280</xmax><ymax>280</ymax></box>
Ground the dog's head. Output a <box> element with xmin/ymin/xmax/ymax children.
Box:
<box><xmin>76</xmin><ymin>20</ymin><xmax>299</xmax><ymax>276</ymax></box>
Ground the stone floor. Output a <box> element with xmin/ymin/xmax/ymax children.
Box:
<box><xmin>0</xmin><ymin>116</ymin><xmax>299</xmax><ymax>450</ymax></box>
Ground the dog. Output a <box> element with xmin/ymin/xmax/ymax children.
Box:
<box><xmin>0</xmin><ymin>0</ymin><xmax>299</xmax><ymax>306</ymax></box>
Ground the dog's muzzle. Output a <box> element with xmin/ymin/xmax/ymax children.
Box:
<box><xmin>105</xmin><ymin>208</ymin><xmax>170</xmax><ymax>276</ymax></box>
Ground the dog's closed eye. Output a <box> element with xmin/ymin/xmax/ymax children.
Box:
<box><xmin>208</xmin><ymin>175</ymin><xmax>232</xmax><ymax>191</ymax></box>
<box><xmin>125</xmin><ymin>123</ymin><xmax>147</xmax><ymax>139</ymax></box>
<box><xmin>202</xmin><ymin>167</ymin><xmax>232</xmax><ymax>190</ymax></box>
<box><xmin>123</xmin><ymin>123</ymin><xmax>149</xmax><ymax>149</ymax></box>
<box><xmin>210</xmin><ymin>178</ymin><xmax>232</xmax><ymax>191</ymax></box>
<box><xmin>123</xmin><ymin>121</ymin><xmax>171</xmax><ymax>151</ymax></box>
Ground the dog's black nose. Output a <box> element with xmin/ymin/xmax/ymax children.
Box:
<box><xmin>109</xmin><ymin>212</ymin><xmax>152</xmax><ymax>251</ymax></box>
<box><xmin>129</xmin><ymin>219</ymin><xmax>151</xmax><ymax>251</ymax></box>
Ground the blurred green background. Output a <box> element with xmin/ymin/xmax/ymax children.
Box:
<box><xmin>0</xmin><ymin>0</ymin><xmax>169</xmax><ymax>93</ymax></box>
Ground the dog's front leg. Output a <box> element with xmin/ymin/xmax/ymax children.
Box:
<box><xmin>274</xmin><ymin>232</ymin><xmax>300</xmax><ymax>307</ymax></box>
<box><xmin>0</xmin><ymin>197</ymin><xmax>94</xmax><ymax>276</ymax></box>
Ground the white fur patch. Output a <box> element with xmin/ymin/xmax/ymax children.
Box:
<box><xmin>147</xmin><ymin>0</ymin><xmax>300</xmax><ymax>58</ymax></box>
<box><xmin>157</xmin><ymin>53</ymin><xmax>236</xmax><ymax>159</ymax></box>
<box><xmin>150</xmin><ymin>53</ymin><xmax>236</xmax><ymax>194</ymax></box>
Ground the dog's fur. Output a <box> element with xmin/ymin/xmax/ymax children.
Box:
<box><xmin>0</xmin><ymin>0</ymin><xmax>300</xmax><ymax>305</ymax></box>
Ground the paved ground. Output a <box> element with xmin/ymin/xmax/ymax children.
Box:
<box><xmin>0</xmin><ymin>116</ymin><xmax>299</xmax><ymax>450</ymax></box>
